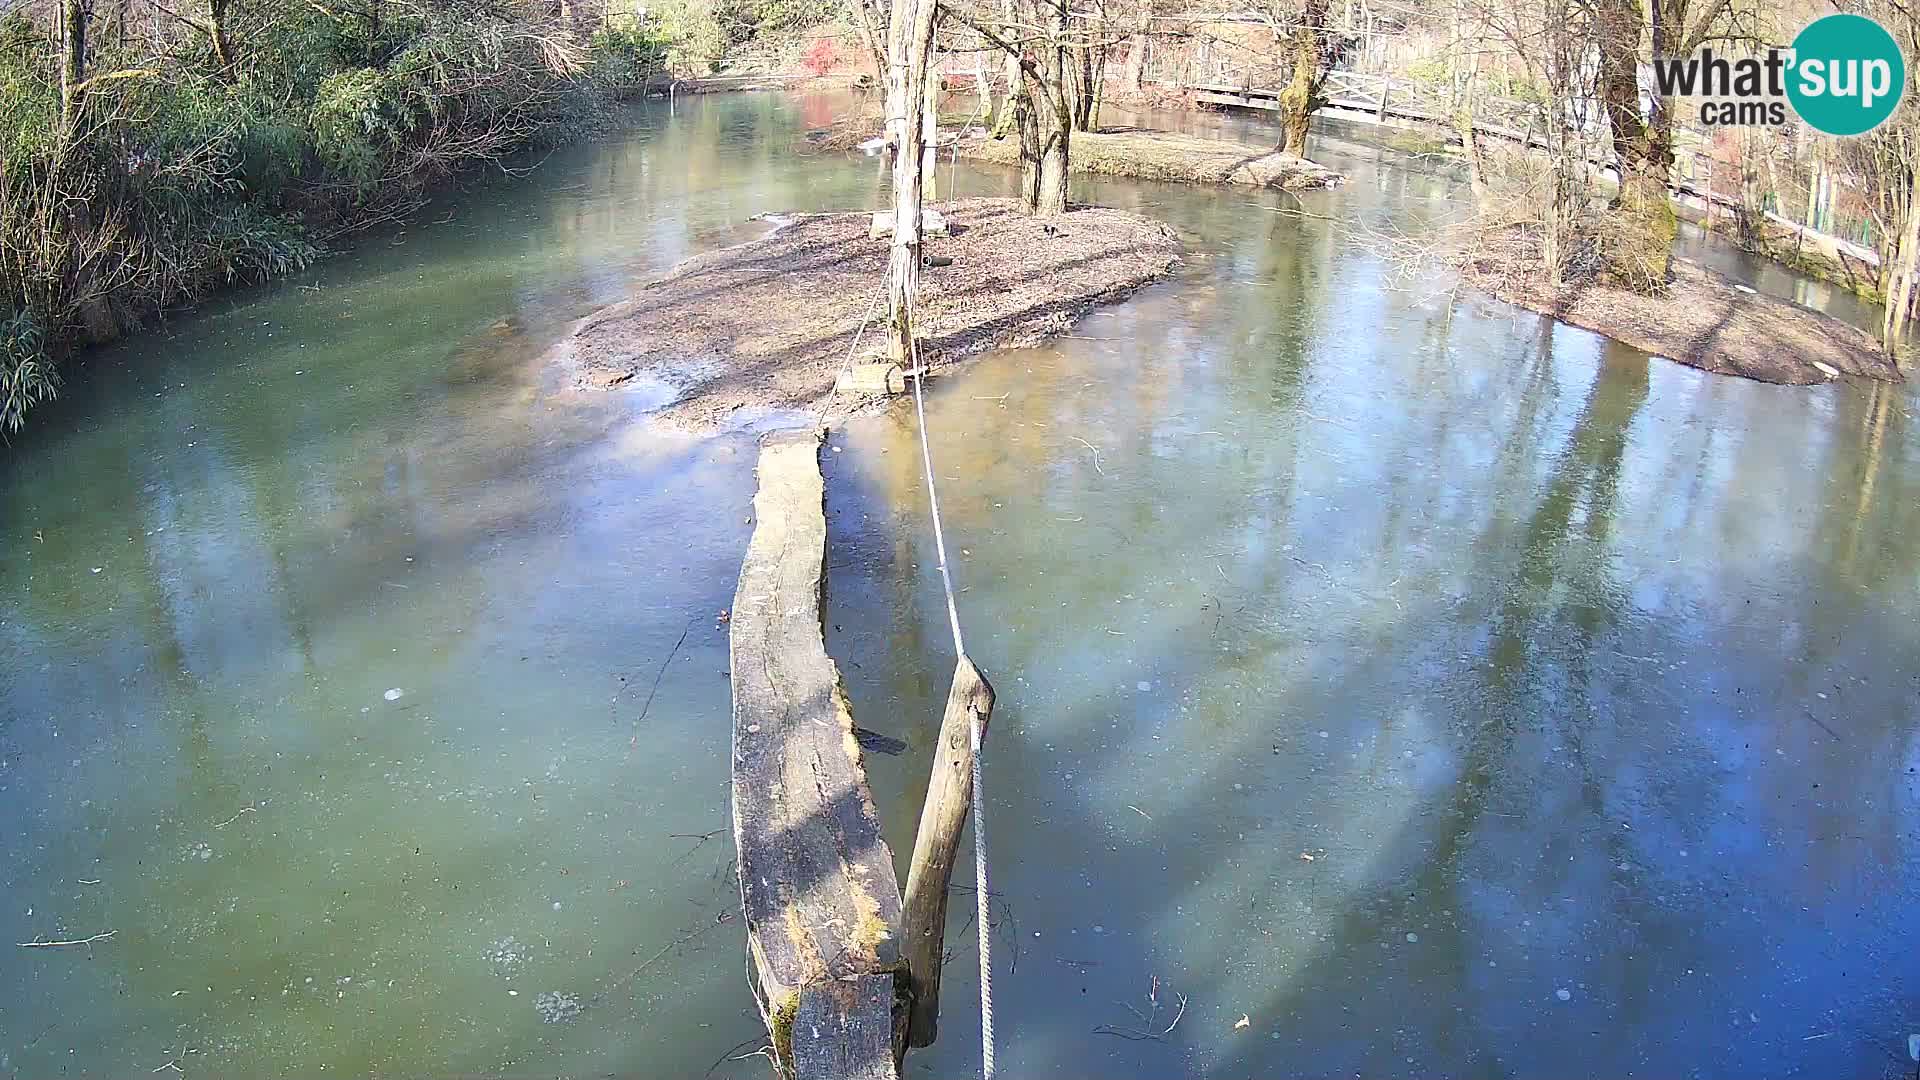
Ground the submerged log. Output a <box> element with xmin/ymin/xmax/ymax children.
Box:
<box><xmin>729</xmin><ymin>429</ymin><xmax>907</xmax><ymax>1079</ymax></box>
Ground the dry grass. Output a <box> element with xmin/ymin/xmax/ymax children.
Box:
<box><xmin>555</xmin><ymin>197</ymin><xmax>1181</xmax><ymax>431</ymax></box>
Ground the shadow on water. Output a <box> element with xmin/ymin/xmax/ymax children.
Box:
<box><xmin>819</xmin><ymin>188</ymin><xmax>1920</xmax><ymax>1078</ymax></box>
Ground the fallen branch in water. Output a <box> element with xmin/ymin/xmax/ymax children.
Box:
<box><xmin>633</xmin><ymin>613</ymin><xmax>700</xmax><ymax>728</ymax></box>
<box><xmin>668</xmin><ymin>827</ymin><xmax>726</xmax><ymax>864</ymax></box>
<box><xmin>1071</xmin><ymin>436</ymin><xmax>1107</xmax><ymax>477</ymax></box>
<box><xmin>18</xmin><ymin>929</ymin><xmax>117</xmax><ymax>948</ymax></box>
<box><xmin>1094</xmin><ymin>975</ymin><xmax>1188</xmax><ymax>1041</ymax></box>
<box><xmin>591</xmin><ymin>912</ymin><xmax>732</xmax><ymax>1004</ymax></box>
<box><xmin>704</xmin><ymin>1036</ymin><xmax>776</xmax><ymax>1078</ymax></box>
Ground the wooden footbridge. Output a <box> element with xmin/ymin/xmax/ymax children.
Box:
<box><xmin>1189</xmin><ymin>69</ymin><xmax>1567</xmax><ymax>155</ymax></box>
<box><xmin>728</xmin><ymin>429</ymin><xmax>994</xmax><ymax>1079</ymax></box>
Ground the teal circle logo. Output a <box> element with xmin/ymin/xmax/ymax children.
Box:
<box><xmin>1787</xmin><ymin>13</ymin><xmax>1905</xmax><ymax>136</ymax></box>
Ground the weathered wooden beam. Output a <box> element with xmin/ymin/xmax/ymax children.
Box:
<box><xmin>792</xmin><ymin>974</ymin><xmax>900</xmax><ymax>1080</ymax></box>
<box><xmin>730</xmin><ymin>428</ymin><xmax>907</xmax><ymax>1080</ymax></box>
<box><xmin>834</xmin><ymin>361</ymin><xmax>908</xmax><ymax>397</ymax></box>
<box><xmin>899</xmin><ymin>655</ymin><xmax>995</xmax><ymax>1048</ymax></box>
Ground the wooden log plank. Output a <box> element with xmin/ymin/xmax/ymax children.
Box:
<box><xmin>792</xmin><ymin>975</ymin><xmax>900</xmax><ymax>1080</ymax></box>
<box><xmin>730</xmin><ymin>428</ymin><xmax>906</xmax><ymax>1079</ymax></box>
<box><xmin>899</xmin><ymin>655</ymin><xmax>995</xmax><ymax>1047</ymax></box>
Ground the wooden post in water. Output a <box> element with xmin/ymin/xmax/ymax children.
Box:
<box><xmin>899</xmin><ymin>655</ymin><xmax>995</xmax><ymax>1047</ymax></box>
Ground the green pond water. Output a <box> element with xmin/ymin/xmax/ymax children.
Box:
<box><xmin>3</xmin><ymin>91</ymin><xmax>1918</xmax><ymax>1079</ymax></box>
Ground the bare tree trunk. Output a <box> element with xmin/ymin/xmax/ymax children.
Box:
<box><xmin>1539</xmin><ymin>0</ymin><xmax>1580</xmax><ymax>289</ymax></box>
<box><xmin>991</xmin><ymin>46</ymin><xmax>1019</xmax><ymax>137</ymax></box>
<box><xmin>974</xmin><ymin>61</ymin><xmax>1001</xmax><ymax>131</ymax></box>
<box><xmin>1805</xmin><ymin>154</ymin><xmax>1823</xmax><ymax>230</ymax></box>
<box><xmin>1275</xmin><ymin>0</ymin><xmax>1327</xmax><ymax>158</ymax></box>
<box><xmin>106</xmin><ymin>0</ymin><xmax>127</xmax><ymax>50</ymax></box>
<box><xmin>1595</xmin><ymin>0</ymin><xmax>1675</xmax><ymax>289</ymax></box>
<box><xmin>1882</xmin><ymin>172</ymin><xmax>1920</xmax><ymax>361</ymax></box>
<box><xmin>1013</xmin><ymin>61</ymin><xmax>1070</xmax><ymax>215</ymax></box>
<box><xmin>965</xmin><ymin>0</ymin><xmax>1074</xmax><ymax>209</ymax></box>
<box><xmin>1457</xmin><ymin>105</ymin><xmax>1488</xmax><ymax>209</ymax></box>
<box><xmin>1066</xmin><ymin>0</ymin><xmax>1105</xmax><ymax>131</ymax></box>
<box><xmin>1067</xmin><ymin>47</ymin><xmax>1095</xmax><ymax>130</ymax></box>
<box><xmin>985</xmin><ymin>0</ymin><xmax>1021</xmax><ymax>137</ymax></box>
<box><xmin>1015</xmin><ymin>74</ymin><xmax>1041</xmax><ymax>209</ymax></box>
<box><xmin>1456</xmin><ymin>49</ymin><xmax>1487</xmax><ymax>208</ymax></box>
<box><xmin>884</xmin><ymin>0</ymin><xmax>939</xmax><ymax>363</ymax></box>
<box><xmin>1733</xmin><ymin>129</ymin><xmax>1768</xmax><ymax>249</ymax></box>
<box><xmin>1018</xmin><ymin>0</ymin><xmax>1072</xmax><ymax>214</ymax></box>
<box><xmin>59</xmin><ymin>0</ymin><xmax>89</xmax><ymax>125</ymax></box>
<box><xmin>1121</xmin><ymin>0</ymin><xmax>1150</xmax><ymax>92</ymax></box>
<box><xmin>1033</xmin><ymin>122</ymin><xmax>1069</xmax><ymax>212</ymax></box>
<box><xmin>847</xmin><ymin>0</ymin><xmax>887</xmax><ymax>82</ymax></box>
<box><xmin>208</xmin><ymin>0</ymin><xmax>236</xmax><ymax>75</ymax></box>
<box><xmin>922</xmin><ymin>57</ymin><xmax>940</xmax><ymax>202</ymax></box>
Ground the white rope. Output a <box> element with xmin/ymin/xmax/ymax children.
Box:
<box><xmin>844</xmin><ymin>287</ymin><xmax>883</xmax><ymax>368</ymax></box>
<box><xmin>906</xmin><ymin>334</ymin><xmax>993</xmax><ymax>1079</ymax></box>
<box><xmin>814</xmin><ymin>284</ymin><xmax>887</xmax><ymax>431</ymax></box>
<box><xmin>907</xmin><ymin>335</ymin><xmax>966</xmax><ymax>657</ymax></box>
<box><xmin>969</xmin><ymin>696</ymin><xmax>994</xmax><ymax>1080</ymax></box>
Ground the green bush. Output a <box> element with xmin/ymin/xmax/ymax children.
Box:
<box><xmin>0</xmin><ymin>0</ymin><xmax>646</xmax><ymax>435</ymax></box>
<box><xmin>649</xmin><ymin>0</ymin><xmax>828</xmax><ymax>71</ymax></box>
<box><xmin>591</xmin><ymin>20</ymin><xmax>671</xmax><ymax>92</ymax></box>
<box><xmin>652</xmin><ymin>0</ymin><xmax>732</xmax><ymax>68</ymax></box>
<box><xmin>736</xmin><ymin>0</ymin><xmax>836</xmax><ymax>35</ymax></box>
<box><xmin>0</xmin><ymin>310</ymin><xmax>53</xmax><ymax>434</ymax></box>
<box><xmin>1406</xmin><ymin>57</ymin><xmax>1450</xmax><ymax>88</ymax></box>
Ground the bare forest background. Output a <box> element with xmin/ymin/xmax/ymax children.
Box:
<box><xmin>3</xmin><ymin>0</ymin><xmax>1915</xmax><ymax>434</ymax></box>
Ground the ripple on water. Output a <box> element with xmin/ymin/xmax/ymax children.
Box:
<box><xmin>534</xmin><ymin>990</ymin><xmax>583</xmax><ymax>1024</ymax></box>
<box><xmin>484</xmin><ymin>936</ymin><xmax>529</xmax><ymax>978</ymax></box>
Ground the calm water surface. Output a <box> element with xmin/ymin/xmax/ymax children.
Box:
<box><xmin>2</xmin><ymin>91</ymin><xmax>1917</xmax><ymax>1079</ymax></box>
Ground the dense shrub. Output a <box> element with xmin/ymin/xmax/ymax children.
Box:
<box><xmin>0</xmin><ymin>311</ymin><xmax>52</xmax><ymax>433</ymax></box>
<box><xmin>0</xmin><ymin>0</ymin><xmax>665</xmax><ymax>436</ymax></box>
<box><xmin>591</xmin><ymin>20</ymin><xmax>672</xmax><ymax>92</ymax></box>
<box><xmin>650</xmin><ymin>0</ymin><xmax>832</xmax><ymax>71</ymax></box>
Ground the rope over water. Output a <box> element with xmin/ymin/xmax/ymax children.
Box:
<box><xmin>907</xmin><ymin>333</ymin><xmax>995</xmax><ymax>1080</ymax></box>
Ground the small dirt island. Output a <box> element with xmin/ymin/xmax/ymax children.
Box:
<box><xmin>952</xmin><ymin>128</ymin><xmax>1342</xmax><ymax>192</ymax></box>
<box><xmin>805</xmin><ymin>122</ymin><xmax>1342</xmax><ymax>191</ymax></box>
<box><xmin>1463</xmin><ymin>233</ymin><xmax>1905</xmax><ymax>386</ymax></box>
<box><xmin>559</xmin><ymin>197</ymin><xmax>1181</xmax><ymax>431</ymax></box>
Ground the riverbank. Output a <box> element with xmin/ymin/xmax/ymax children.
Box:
<box><xmin>557</xmin><ymin>197</ymin><xmax>1181</xmax><ymax>431</ymax></box>
<box><xmin>805</xmin><ymin>115</ymin><xmax>1341</xmax><ymax>191</ymax></box>
<box><xmin>1464</xmin><ymin>231</ymin><xmax>1902</xmax><ymax>385</ymax></box>
<box><xmin>0</xmin><ymin>11</ymin><xmax>662</xmax><ymax>435</ymax></box>
<box><xmin>1686</xmin><ymin>208</ymin><xmax>1886</xmax><ymax>305</ymax></box>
